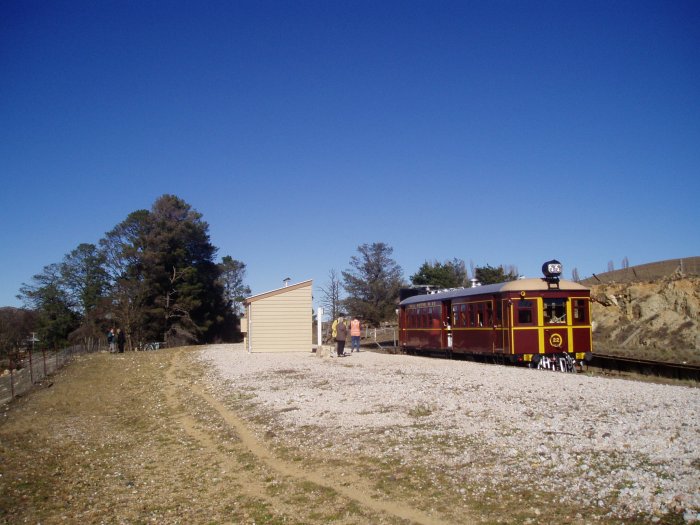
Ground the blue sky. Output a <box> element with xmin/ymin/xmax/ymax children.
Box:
<box><xmin>1</xmin><ymin>0</ymin><xmax>699</xmax><ymax>308</ymax></box>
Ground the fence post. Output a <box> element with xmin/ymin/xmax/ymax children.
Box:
<box><xmin>9</xmin><ymin>355</ymin><xmax>14</xmax><ymax>399</ymax></box>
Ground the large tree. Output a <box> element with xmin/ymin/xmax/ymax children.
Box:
<box><xmin>58</xmin><ymin>243</ymin><xmax>110</xmax><ymax>348</ymax></box>
<box><xmin>59</xmin><ymin>244</ymin><xmax>108</xmax><ymax>315</ymax></box>
<box><xmin>474</xmin><ymin>264</ymin><xmax>518</xmax><ymax>285</ymax></box>
<box><xmin>100</xmin><ymin>209</ymin><xmax>152</xmax><ymax>348</ymax></box>
<box><xmin>218</xmin><ymin>256</ymin><xmax>251</xmax><ymax>316</ymax></box>
<box><xmin>138</xmin><ymin>195</ymin><xmax>227</xmax><ymax>345</ymax></box>
<box><xmin>342</xmin><ymin>242</ymin><xmax>403</xmax><ymax>326</ymax></box>
<box><xmin>14</xmin><ymin>195</ymin><xmax>240</xmax><ymax>350</ymax></box>
<box><xmin>17</xmin><ymin>263</ymin><xmax>80</xmax><ymax>349</ymax></box>
<box><xmin>410</xmin><ymin>258</ymin><xmax>468</xmax><ymax>289</ymax></box>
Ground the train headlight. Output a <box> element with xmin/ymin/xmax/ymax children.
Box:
<box><xmin>542</xmin><ymin>259</ymin><xmax>562</xmax><ymax>280</ymax></box>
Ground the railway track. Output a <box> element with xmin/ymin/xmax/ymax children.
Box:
<box><xmin>585</xmin><ymin>353</ymin><xmax>700</xmax><ymax>382</ymax></box>
<box><xmin>364</xmin><ymin>330</ymin><xmax>699</xmax><ymax>382</ymax></box>
<box><xmin>371</xmin><ymin>342</ymin><xmax>700</xmax><ymax>382</ymax></box>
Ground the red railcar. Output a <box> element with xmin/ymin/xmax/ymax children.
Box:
<box><xmin>398</xmin><ymin>264</ymin><xmax>592</xmax><ymax>371</ymax></box>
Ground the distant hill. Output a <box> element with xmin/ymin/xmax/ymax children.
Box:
<box><xmin>581</xmin><ymin>257</ymin><xmax>700</xmax><ymax>285</ymax></box>
<box><xmin>586</xmin><ymin>258</ymin><xmax>700</xmax><ymax>366</ymax></box>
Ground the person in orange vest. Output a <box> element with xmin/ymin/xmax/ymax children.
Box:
<box><xmin>350</xmin><ymin>316</ymin><xmax>361</xmax><ymax>353</ymax></box>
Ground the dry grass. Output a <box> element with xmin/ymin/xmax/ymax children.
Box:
<box><xmin>0</xmin><ymin>348</ymin><xmax>677</xmax><ymax>525</ymax></box>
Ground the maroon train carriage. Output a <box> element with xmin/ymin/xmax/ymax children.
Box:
<box><xmin>398</xmin><ymin>261</ymin><xmax>593</xmax><ymax>371</ymax></box>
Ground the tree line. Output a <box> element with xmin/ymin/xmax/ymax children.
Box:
<box><xmin>4</xmin><ymin>195</ymin><xmax>250</xmax><ymax>353</ymax></box>
<box><xmin>321</xmin><ymin>242</ymin><xmax>518</xmax><ymax>326</ymax></box>
<box><xmin>1</xmin><ymin>195</ymin><xmax>518</xmax><ymax>354</ymax></box>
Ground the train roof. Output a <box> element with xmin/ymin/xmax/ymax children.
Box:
<box><xmin>399</xmin><ymin>278</ymin><xmax>589</xmax><ymax>306</ymax></box>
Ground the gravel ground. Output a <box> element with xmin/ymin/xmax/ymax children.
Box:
<box><xmin>199</xmin><ymin>344</ymin><xmax>700</xmax><ymax>523</ymax></box>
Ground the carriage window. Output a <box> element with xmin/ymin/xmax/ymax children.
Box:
<box><xmin>486</xmin><ymin>302</ymin><xmax>493</xmax><ymax>326</ymax></box>
<box><xmin>517</xmin><ymin>300</ymin><xmax>533</xmax><ymax>324</ymax></box>
<box><xmin>468</xmin><ymin>304</ymin><xmax>475</xmax><ymax>327</ymax></box>
<box><xmin>460</xmin><ymin>304</ymin><xmax>466</xmax><ymax>327</ymax></box>
<box><xmin>543</xmin><ymin>298</ymin><xmax>567</xmax><ymax>324</ymax></box>
<box><xmin>572</xmin><ymin>299</ymin><xmax>587</xmax><ymax>324</ymax></box>
<box><xmin>476</xmin><ymin>304</ymin><xmax>484</xmax><ymax>327</ymax></box>
<box><xmin>496</xmin><ymin>302</ymin><xmax>503</xmax><ymax>324</ymax></box>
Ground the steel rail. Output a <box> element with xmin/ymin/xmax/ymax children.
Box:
<box><xmin>585</xmin><ymin>353</ymin><xmax>700</xmax><ymax>382</ymax></box>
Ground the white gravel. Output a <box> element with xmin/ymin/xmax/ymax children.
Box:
<box><xmin>198</xmin><ymin>344</ymin><xmax>700</xmax><ymax>523</ymax></box>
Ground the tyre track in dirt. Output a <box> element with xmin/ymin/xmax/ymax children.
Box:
<box><xmin>166</xmin><ymin>347</ymin><xmax>456</xmax><ymax>525</ymax></box>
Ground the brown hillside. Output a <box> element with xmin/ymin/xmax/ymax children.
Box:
<box><xmin>590</xmin><ymin>275</ymin><xmax>700</xmax><ymax>365</ymax></box>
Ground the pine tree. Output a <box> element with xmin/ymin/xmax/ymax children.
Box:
<box><xmin>342</xmin><ymin>243</ymin><xmax>403</xmax><ymax>326</ymax></box>
<box><xmin>139</xmin><ymin>195</ymin><xmax>226</xmax><ymax>345</ymax></box>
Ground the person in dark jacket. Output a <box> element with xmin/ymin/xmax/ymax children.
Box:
<box><xmin>117</xmin><ymin>328</ymin><xmax>126</xmax><ymax>353</ymax></box>
<box><xmin>335</xmin><ymin>317</ymin><xmax>347</xmax><ymax>357</ymax></box>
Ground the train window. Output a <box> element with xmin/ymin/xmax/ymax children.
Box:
<box><xmin>543</xmin><ymin>298</ymin><xmax>567</xmax><ymax>324</ymax></box>
<box><xmin>460</xmin><ymin>304</ymin><xmax>466</xmax><ymax>327</ymax></box>
<box><xmin>468</xmin><ymin>304</ymin><xmax>475</xmax><ymax>327</ymax></box>
<box><xmin>517</xmin><ymin>300</ymin><xmax>533</xmax><ymax>324</ymax></box>
<box><xmin>486</xmin><ymin>302</ymin><xmax>493</xmax><ymax>326</ymax></box>
<box><xmin>573</xmin><ymin>299</ymin><xmax>587</xmax><ymax>324</ymax></box>
<box><xmin>477</xmin><ymin>304</ymin><xmax>485</xmax><ymax>327</ymax></box>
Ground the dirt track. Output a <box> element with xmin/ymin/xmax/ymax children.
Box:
<box><xmin>0</xmin><ymin>348</ymin><xmax>456</xmax><ymax>524</ymax></box>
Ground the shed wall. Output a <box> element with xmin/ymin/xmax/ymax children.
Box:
<box><xmin>248</xmin><ymin>284</ymin><xmax>311</xmax><ymax>353</ymax></box>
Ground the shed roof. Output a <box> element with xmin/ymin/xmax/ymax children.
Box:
<box><xmin>243</xmin><ymin>279</ymin><xmax>312</xmax><ymax>305</ymax></box>
<box><xmin>400</xmin><ymin>278</ymin><xmax>589</xmax><ymax>306</ymax></box>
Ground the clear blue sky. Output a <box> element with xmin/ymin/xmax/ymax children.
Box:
<box><xmin>2</xmin><ymin>0</ymin><xmax>698</xmax><ymax>308</ymax></box>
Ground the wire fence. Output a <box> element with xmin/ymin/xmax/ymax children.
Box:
<box><xmin>320</xmin><ymin>324</ymin><xmax>398</xmax><ymax>349</ymax></box>
<box><xmin>363</xmin><ymin>326</ymin><xmax>398</xmax><ymax>349</ymax></box>
<box><xmin>0</xmin><ymin>344</ymin><xmax>98</xmax><ymax>406</ymax></box>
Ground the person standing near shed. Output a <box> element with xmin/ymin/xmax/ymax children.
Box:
<box><xmin>350</xmin><ymin>316</ymin><xmax>361</xmax><ymax>352</ymax></box>
<box><xmin>117</xmin><ymin>328</ymin><xmax>126</xmax><ymax>353</ymax></box>
<box><xmin>335</xmin><ymin>317</ymin><xmax>347</xmax><ymax>357</ymax></box>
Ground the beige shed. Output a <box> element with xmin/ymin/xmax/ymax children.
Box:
<box><xmin>241</xmin><ymin>279</ymin><xmax>312</xmax><ymax>353</ymax></box>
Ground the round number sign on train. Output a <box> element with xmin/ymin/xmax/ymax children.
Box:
<box><xmin>549</xmin><ymin>333</ymin><xmax>563</xmax><ymax>348</ymax></box>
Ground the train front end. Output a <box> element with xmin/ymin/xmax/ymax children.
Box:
<box><xmin>505</xmin><ymin>261</ymin><xmax>593</xmax><ymax>371</ymax></box>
